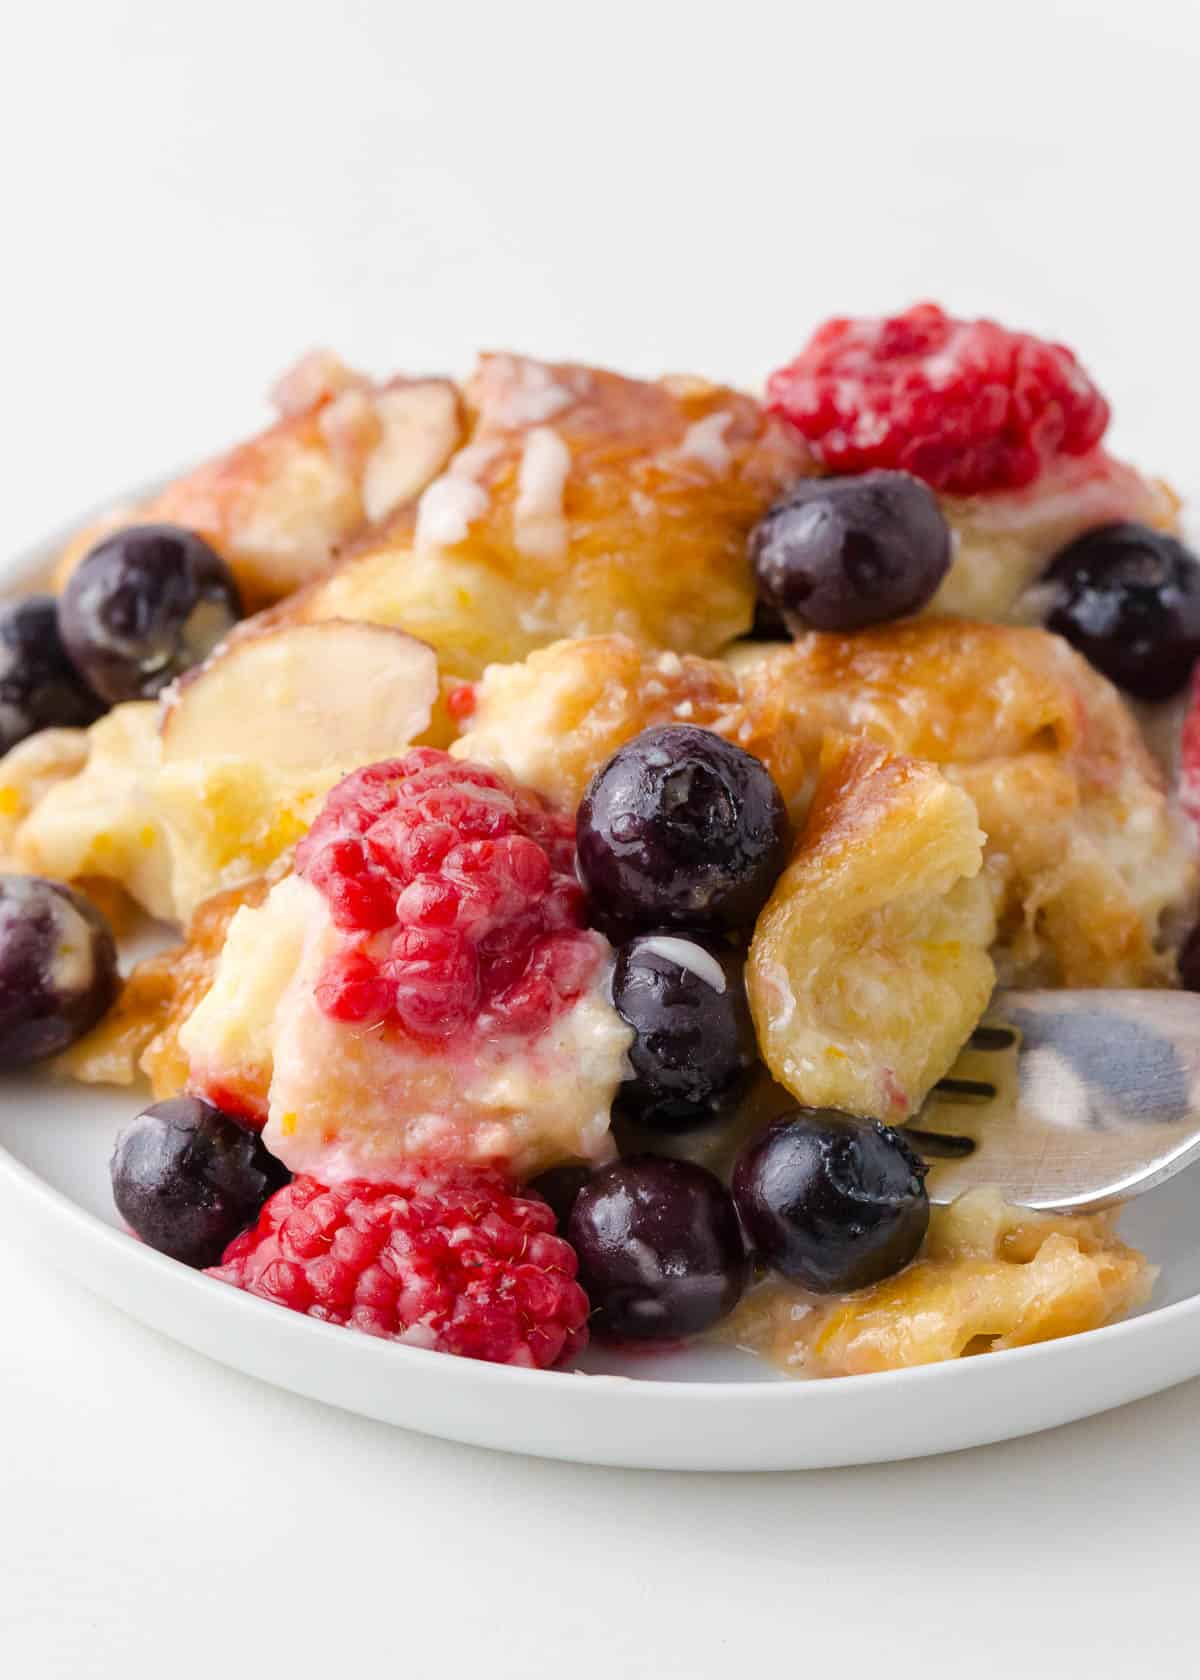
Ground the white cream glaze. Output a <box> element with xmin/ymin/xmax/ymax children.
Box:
<box><xmin>413</xmin><ymin>440</ymin><xmax>503</xmax><ymax>552</ymax></box>
<box><xmin>635</xmin><ymin>936</ymin><xmax>727</xmax><ymax>994</ymax></box>
<box><xmin>513</xmin><ymin>426</ymin><xmax>571</xmax><ymax>561</ymax></box>
<box><xmin>413</xmin><ymin>476</ymin><xmax>490</xmax><ymax>551</ymax></box>
<box><xmin>485</xmin><ymin>355</ymin><xmax>575</xmax><ymax>426</ymax></box>
<box><xmin>673</xmin><ymin>411</ymin><xmax>733</xmax><ymax>472</ymax></box>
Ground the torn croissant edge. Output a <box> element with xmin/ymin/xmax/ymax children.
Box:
<box><xmin>746</xmin><ymin>732</ymin><xmax>997</xmax><ymax>1127</ymax></box>
<box><xmin>56</xmin><ymin>864</ymin><xmax>278</xmax><ymax>1095</ymax></box>
<box><xmin>717</xmin><ymin>1189</ymin><xmax>1155</xmax><ymax>1377</ymax></box>
<box><xmin>52</xmin><ymin>360</ymin><xmax>467</xmax><ymax>611</ymax></box>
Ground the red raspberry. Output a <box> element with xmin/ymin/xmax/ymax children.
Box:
<box><xmin>767</xmin><ymin>302</ymin><xmax>1110</xmax><ymax>496</ymax></box>
<box><xmin>207</xmin><ymin>1168</ymin><xmax>590</xmax><ymax>1368</ymax></box>
<box><xmin>295</xmin><ymin>750</ymin><xmax>602</xmax><ymax>1044</ymax></box>
<box><xmin>313</xmin><ymin>948</ymin><xmax>395</xmax><ymax>1024</ymax></box>
<box><xmin>385</xmin><ymin>926</ymin><xmax>481</xmax><ymax>1038</ymax></box>
<box><xmin>446</xmin><ymin>682</ymin><xmax>477</xmax><ymax>721</ymax></box>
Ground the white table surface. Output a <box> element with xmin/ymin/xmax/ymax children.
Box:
<box><xmin>4</xmin><ymin>2</ymin><xmax>1200</xmax><ymax>1672</ymax></box>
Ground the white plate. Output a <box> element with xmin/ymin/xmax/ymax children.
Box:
<box><xmin>4</xmin><ymin>508</ymin><xmax>1200</xmax><ymax>1472</ymax></box>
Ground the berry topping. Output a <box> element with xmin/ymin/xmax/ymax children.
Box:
<box><xmin>0</xmin><ymin>595</ymin><xmax>105</xmax><ymax>753</ymax></box>
<box><xmin>767</xmin><ymin>302</ymin><xmax>1110</xmax><ymax>496</ymax></box>
<box><xmin>111</xmin><ymin>1097</ymin><xmax>290</xmax><ymax>1268</ymax></box>
<box><xmin>568</xmin><ymin>1156</ymin><xmax>748</xmax><ymax>1339</ymax></box>
<box><xmin>446</xmin><ymin>682</ymin><xmax>477</xmax><ymax>721</ymax></box>
<box><xmin>0</xmin><ymin>875</ymin><xmax>118</xmax><ymax>1067</ymax></box>
<box><xmin>208</xmin><ymin>1167</ymin><xmax>590</xmax><ymax>1368</ymax></box>
<box><xmin>59</xmin><ymin>523</ymin><xmax>244</xmax><ymax>704</ymax></box>
<box><xmin>732</xmin><ymin>1111</ymin><xmax>929</xmax><ymax>1294</ymax></box>
<box><xmin>612</xmin><ymin>934</ymin><xmax>757</xmax><ymax>1130</ymax></box>
<box><xmin>750</xmin><ymin>470</ymin><xmax>951</xmax><ymax>632</ymax></box>
<box><xmin>577</xmin><ymin>726</ymin><xmax>789</xmax><ymax>934</ymax></box>
<box><xmin>296</xmin><ymin>749</ymin><xmax>602</xmax><ymax>1044</ymax></box>
<box><xmin>1041</xmin><ymin>522</ymin><xmax>1200</xmax><ymax>701</ymax></box>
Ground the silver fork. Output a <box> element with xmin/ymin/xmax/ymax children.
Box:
<box><xmin>909</xmin><ymin>989</ymin><xmax>1200</xmax><ymax>1212</ymax></box>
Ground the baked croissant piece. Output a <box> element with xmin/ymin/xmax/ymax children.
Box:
<box><xmin>745</xmin><ymin>733</ymin><xmax>995</xmax><ymax>1121</ymax></box>
<box><xmin>56</xmin><ymin>354</ymin><xmax>463</xmax><ymax>609</ymax></box>
<box><xmin>285</xmin><ymin>352</ymin><xmax>812</xmax><ymax>674</ymax></box>
<box><xmin>456</xmin><ymin>620</ymin><xmax>1195</xmax><ymax>987</ymax></box>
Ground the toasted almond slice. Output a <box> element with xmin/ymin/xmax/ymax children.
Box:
<box><xmin>160</xmin><ymin>621</ymin><xmax>438</xmax><ymax>770</ymax></box>
<box><xmin>361</xmin><ymin>381</ymin><xmax>462</xmax><ymax>524</ymax></box>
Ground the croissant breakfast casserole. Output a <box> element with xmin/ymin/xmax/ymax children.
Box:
<box><xmin>3</xmin><ymin>302</ymin><xmax>1197</xmax><ymax>1377</ymax></box>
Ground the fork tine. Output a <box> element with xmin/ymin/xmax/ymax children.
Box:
<box><xmin>930</xmin><ymin>1076</ymin><xmax>996</xmax><ymax>1103</ymax></box>
<box><xmin>900</xmin><ymin>1126</ymin><xmax>976</xmax><ymax>1160</ymax></box>
<box><xmin>966</xmin><ymin>1024</ymin><xmax>1018</xmax><ymax>1052</ymax></box>
<box><xmin>921</xmin><ymin>988</ymin><xmax>1200</xmax><ymax>1211</ymax></box>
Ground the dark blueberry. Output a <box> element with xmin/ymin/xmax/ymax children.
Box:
<box><xmin>611</xmin><ymin>1067</ymin><xmax>796</xmax><ymax>1183</ymax></box>
<box><xmin>1041</xmin><ymin>522</ymin><xmax>1200</xmax><ymax>701</ymax></box>
<box><xmin>613</xmin><ymin>934</ymin><xmax>757</xmax><ymax>1130</ymax></box>
<box><xmin>111</xmin><ymin>1097</ymin><xmax>289</xmax><ymax>1268</ymax></box>
<box><xmin>59</xmin><ymin>523</ymin><xmax>243</xmax><ymax>704</ymax></box>
<box><xmin>568</xmin><ymin>1155</ymin><xmax>748</xmax><ymax>1339</ymax></box>
<box><xmin>750</xmin><ymin>470</ymin><xmax>951</xmax><ymax>634</ymax></box>
<box><xmin>526</xmin><ymin>1163</ymin><xmax>593</xmax><ymax>1230</ymax></box>
<box><xmin>0</xmin><ymin>595</ymin><xmax>106</xmax><ymax>753</ymax></box>
<box><xmin>0</xmin><ymin>875</ymin><xmax>118</xmax><ymax>1067</ymax></box>
<box><xmin>577</xmin><ymin>725</ymin><xmax>789</xmax><ymax>933</ymax></box>
<box><xmin>732</xmin><ymin>1110</ymin><xmax>928</xmax><ymax>1293</ymax></box>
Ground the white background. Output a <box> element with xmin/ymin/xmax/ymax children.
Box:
<box><xmin>3</xmin><ymin>1</ymin><xmax>1200</xmax><ymax>1673</ymax></box>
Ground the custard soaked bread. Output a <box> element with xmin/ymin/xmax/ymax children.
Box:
<box><xmin>723</xmin><ymin>1190</ymin><xmax>1155</xmax><ymax>1376</ymax></box>
<box><xmin>745</xmin><ymin>735</ymin><xmax>995</xmax><ymax>1122</ymax></box>
<box><xmin>291</xmin><ymin>353</ymin><xmax>813</xmax><ymax>675</ymax></box>
<box><xmin>456</xmin><ymin>621</ymin><xmax>1194</xmax><ymax>987</ymax></box>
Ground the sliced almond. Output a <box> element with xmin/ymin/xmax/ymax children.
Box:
<box><xmin>361</xmin><ymin>380</ymin><xmax>462</xmax><ymax>524</ymax></box>
<box><xmin>160</xmin><ymin>620</ymin><xmax>438</xmax><ymax>770</ymax></box>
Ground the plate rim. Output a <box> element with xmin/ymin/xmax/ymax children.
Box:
<box><xmin>6</xmin><ymin>1114</ymin><xmax>1200</xmax><ymax>1405</ymax></box>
